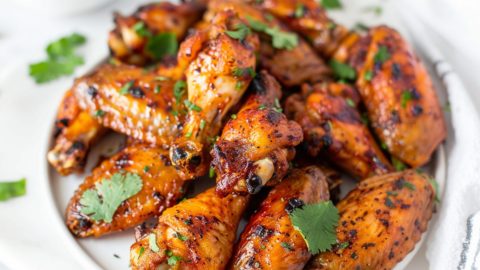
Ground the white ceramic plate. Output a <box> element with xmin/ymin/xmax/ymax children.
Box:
<box><xmin>36</xmin><ymin>1</ymin><xmax>449</xmax><ymax>269</ymax></box>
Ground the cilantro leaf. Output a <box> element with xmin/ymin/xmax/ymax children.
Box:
<box><xmin>321</xmin><ymin>0</ymin><xmax>342</xmax><ymax>10</ymax></box>
<box><xmin>133</xmin><ymin>21</ymin><xmax>152</xmax><ymax>37</ymax></box>
<box><xmin>173</xmin><ymin>80</ymin><xmax>187</xmax><ymax>104</ymax></box>
<box><xmin>289</xmin><ymin>201</ymin><xmax>339</xmax><ymax>254</ymax></box>
<box><xmin>329</xmin><ymin>59</ymin><xmax>356</xmax><ymax>81</ymax></box>
<box><xmin>392</xmin><ymin>157</ymin><xmax>407</xmax><ymax>171</ymax></box>
<box><xmin>0</xmin><ymin>178</ymin><xmax>26</xmax><ymax>201</ymax></box>
<box><xmin>146</xmin><ymin>33</ymin><xmax>178</xmax><ymax>60</ymax></box>
<box><xmin>80</xmin><ymin>172</ymin><xmax>143</xmax><ymax>223</ymax></box>
<box><xmin>226</xmin><ymin>24</ymin><xmax>251</xmax><ymax>40</ymax></box>
<box><xmin>29</xmin><ymin>33</ymin><xmax>86</xmax><ymax>84</ymax></box>
<box><xmin>295</xmin><ymin>4</ymin><xmax>305</xmax><ymax>18</ymax></box>
<box><xmin>246</xmin><ymin>17</ymin><xmax>298</xmax><ymax>50</ymax></box>
<box><xmin>374</xmin><ymin>46</ymin><xmax>391</xmax><ymax>64</ymax></box>
<box><xmin>401</xmin><ymin>90</ymin><xmax>413</xmax><ymax>108</ymax></box>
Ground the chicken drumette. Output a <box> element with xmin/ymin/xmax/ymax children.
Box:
<box><xmin>212</xmin><ymin>70</ymin><xmax>303</xmax><ymax>196</ymax></box>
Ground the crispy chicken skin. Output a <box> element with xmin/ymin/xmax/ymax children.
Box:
<box><xmin>212</xmin><ymin>71</ymin><xmax>303</xmax><ymax>196</ymax></box>
<box><xmin>169</xmin><ymin>11</ymin><xmax>260</xmax><ymax>179</ymax></box>
<box><xmin>108</xmin><ymin>1</ymin><xmax>205</xmax><ymax>65</ymax></box>
<box><xmin>66</xmin><ymin>144</ymin><xmax>185</xmax><ymax>238</ymax></box>
<box><xmin>47</xmin><ymin>89</ymin><xmax>104</xmax><ymax>175</ymax></box>
<box><xmin>73</xmin><ymin>63</ymin><xmax>185</xmax><ymax>147</ymax></box>
<box><xmin>285</xmin><ymin>83</ymin><xmax>392</xmax><ymax>179</ymax></box>
<box><xmin>231</xmin><ymin>166</ymin><xmax>330</xmax><ymax>270</ymax></box>
<box><xmin>207</xmin><ymin>0</ymin><xmax>330</xmax><ymax>87</ymax></box>
<box><xmin>249</xmin><ymin>0</ymin><xmax>350</xmax><ymax>58</ymax></box>
<box><xmin>130</xmin><ymin>188</ymin><xmax>248</xmax><ymax>269</ymax></box>
<box><xmin>345</xmin><ymin>26</ymin><xmax>446</xmax><ymax>167</ymax></box>
<box><xmin>307</xmin><ymin>170</ymin><xmax>436</xmax><ymax>270</ymax></box>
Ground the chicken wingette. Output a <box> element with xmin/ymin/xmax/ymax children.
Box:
<box><xmin>231</xmin><ymin>166</ymin><xmax>330</xmax><ymax>269</ymax></box>
<box><xmin>307</xmin><ymin>170</ymin><xmax>436</xmax><ymax>270</ymax></box>
<box><xmin>109</xmin><ymin>1</ymin><xmax>205</xmax><ymax>65</ymax></box>
<box><xmin>285</xmin><ymin>83</ymin><xmax>392</xmax><ymax>179</ymax></box>
<box><xmin>206</xmin><ymin>0</ymin><xmax>330</xmax><ymax>87</ymax></box>
<box><xmin>130</xmin><ymin>188</ymin><xmax>248</xmax><ymax>269</ymax></box>
<box><xmin>343</xmin><ymin>26</ymin><xmax>447</xmax><ymax>167</ymax></box>
<box><xmin>169</xmin><ymin>11</ymin><xmax>259</xmax><ymax>179</ymax></box>
<box><xmin>47</xmin><ymin>89</ymin><xmax>104</xmax><ymax>175</ymax></box>
<box><xmin>73</xmin><ymin>63</ymin><xmax>186</xmax><ymax>147</ymax></box>
<box><xmin>212</xmin><ymin>70</ymin><xmax>303</xmax><ymax>196</ymax></box>
<box><xmin>66</xmin><ymin>143</ymin><xmax>185</xmax><ymax>237</ymax></box>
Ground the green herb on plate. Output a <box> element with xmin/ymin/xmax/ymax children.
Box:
<box><xmin>0</xmin><ymin>178</ymin><xmax>26</xmax><ymax>202</ymax></box>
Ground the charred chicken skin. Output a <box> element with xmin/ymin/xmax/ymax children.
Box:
<box><xmin>344</xmin><ymin>26</ymin><xmax>447</xmax><ymax>167</ymax></box>
<box><xmin>212</xmin><ymin>70</ymin><xmax>303</xmax><ymax>196</ymax></box>
<box><xmin>108</xmin><ymin>1</ymin><xmax>205</xmax><ymax>65</ymax></box>
<box><xmin>285</xmin><ymin>83</ymin><xmax>392</xmax><ymax>179</ymax></box>
<box><xmin>169</xmin><ymin>11</ymin><xmax>260</xmax><ymax>180</ymax></box>
<box><xmin>66</xmin><ymin>143</ymin><xmax>185</xmax><ymax>238</ymax></box>
<box><xmin>73</xmin><ymin>63</ymin><xmax>186</xmax><ymax>147</ymax></box>
<box><xmin>207</xmin><ymin>0</ymin><xmax>330</xmax><ymax>87</ymax></box>
<box><xmin>47</xmin><ymin>89</ymin><xmax>104</xmax><ymax>175</ymax></box>
<box><xmin>231</xmin><ymin>166</ymin><xmax>330</xmax><ymax>269</ymax></box>
<box><xmin>130</xmin><ymin>188</ymin><xmax>248</xmax><ymax>269</ymax></box>
<box><xmin>307</xmin><ymin>170</ymin><xmax>436</xmax><ymax>270</ymax></box>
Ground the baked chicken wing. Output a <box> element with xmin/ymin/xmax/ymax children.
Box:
<box><xmin>285</xmin><ymin>83</ymin><xmax>392</xmax><ymax>179</ymax></box>
<box><xmin>231</xmin><ymin>166</ymin><xmax>330</xmax><ymax>269</ymax></box>
<box><xmin>73</xmin><ymin>63</ymin><xmax>185</xmax><ymax>147</ymax></box>
<box><xmin>130</xmin><ymin>188</ymin><xmax>248</xmax><ymax>269</ymax></box>
<box><xmin>108</xmin><ymin>1</ymin><xmax>205</xmax><ymax>65</ymax></box>
<box><xmin>66</xmin><ymin>143</ymin><xmax>185</xmax><ymax>237</ymax></box>
<box><xmin>169</xmin><ymin>11</ymin><xmax>259</xmax><ymax>179</ymax></box>
<box><xmin>307</xmin><ymin>170</ymin><xmax>436</xmax><ymax>270</ymax></box>
<box><xmin>47</xmin><ymin>89</ymin><xmax>104</xmax><ymax>175</ymax></box>
<box><xmin>344</xmin><ymin>26</ymin><xmax>446</xmax><ymax>167</ymax></box>
<box><xmin>212</xmin><ymin>70</ymin><xmax>303</xmax><ymax>196</ymax></box>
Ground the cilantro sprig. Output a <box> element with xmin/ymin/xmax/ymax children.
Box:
<box><xmin>80</xmin><ymin>172</ymin><xmax>143</xmax><ymax>223</ymax></box>
<box><xmin>329</xmin><ymin>59</ymin><xmax>356</xmax><ymax>81</ymax></box>
<box><xmin>146</xmin><ymin>33</ymin><xmax>178</xmax><ymax>60</ymax></box>
<box><xmin>246</xmin><ymin>17</ymin><xmax>298</xmax><ymax>50</ymax></box>
<box><xmin>289</xmin><ymin>201</ymin><xmax>339</xmax><ymax>254</ymax></box>
<box><xmin>29</xmin><ymin>33</ymin><xmax>86</xmax><ymax>83</ymax></box>
<box><xmin>0</xmin><ymin>178</ymin><xmax>26</xmax><ymax>201</ymax></box>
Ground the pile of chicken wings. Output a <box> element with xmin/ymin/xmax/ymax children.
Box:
<box><xmin>48</xmin><ymin>0</ymin><xmax>446</xmax><ymax>269</ymax></box>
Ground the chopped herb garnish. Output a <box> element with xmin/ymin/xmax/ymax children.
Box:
<box><xmin>294</xmin><ymin>4</ymin><xmax>305</xmax><ymax>18</ymax></box>
<box><xmin>329</xmin><ymin>59</ymin><xmax>356</xmax><ymax>81</ymax></box>
<box><xmin>392</xmin><ymin>157</ymin><xmax>407</xmax><ymax>171</ymax></box>
<box><xmin>246</xmin><ymin>17</ymin><xmax>298</xmax><ymax>50</ymax></box>
<box><xmin>386</xmin><ymin>191</ymin><xmax>398</xmax><ymax>197</ymax></box>
<box><xmin>175</xmin><ymin>232</ymin><xmax>188</xmax><ymax>241</ymax></box>
<box><xmin>258</xmin><ymin>104</ymin><xmax>267</xmax><ymax>110</ymax></box>
<box><xmin>354</xmin><ymin>22</ymin><xmax>370</xmax><ymax>32</ymax></box>
<box><xmin>380</xmin><ymin>142</ymin><xmax>388</xmax><ymax>150</ymax></box>
<box><xmin>281</xmin><ymin>242</ymin><xmax>294</xmax><ymax>251</ymax></box>
<box><xmin>231</xmin><ymin>114</ymin><xmax>237</xmax><ymax>119</ymax></box>
<box><xmin>154</xmin><ymin>85</ymin><xmax>161</xmax><ymax>94</ymax></box>
<box><xmin>173</xmin><ymin>80</ymin><xmax>186</xmax><ymax>104</ymax></box>
<box><xmin>155</xmin><ymin>76</ymin><xmax>168</xmax><ymax>81</ymax></box>
<box><xmin>385</xmin><ymin>196</ymin><xmax>395</xmax><ymax>208</ymax></box>
<box><xmin>235</xmin><ymin>81</ymin><xmax>244</xmax><ymax>90</ymax></box>
<box><xmin>138</xmin><ymin>247</ymin><xmax>145</xmax><ymax>259</ymax></box>
<box><xmin>185</xmin><ymin>131</ymin><xmax>193</xmax><ymax>138</ymax></box>
<box><xmin>226</xmin><ymin>23</ymin><xmax>251</xmax><ymax>41</ymax></box>
<box><xmin>289</xmin><ymin>201</ymin><xmax>339</xmax><ymax>254</ymax></box>
<box><xmin>365</xmin><ymin>5</ymin><xmax>383</xmax><ymax>16</ymax></box>
<box><xmin>374</xmin><ymin>46</ymin><xmax>391</xmax><ymax>64</ymax></box>
<box><xmin>146</xmin><ymin>33</ymin><xmax>178</xmax><ymax>60</ymax></box>
<box><xmin>403</xmin><ymin>181</ymin><xmax>416</xmax><ymax>191</ymax></box>
<box><xmin>401</xmin><ymin>90</ymin><xmax>413</xmax><ymax>108</ymax></box>
<box><xmin>260</xmin><ymin>245</ymin><xmax>266</xmax><ymax>250</ymax></box>
<box><xmin>143</xmin><ymin>166</ymin><xmax>150</xmax><ymax>173</ymax></box>
<box><xmin>29</xmin><ymin>33</ymin><xmax>86</xmax><ymax>83</ymax></box>
<box><xmin>184</xmin><ymin>100</ymin><xmax>202</xmax><ymax>112</ymax></box>
<box><xmin>346</xmin><ymin>98</ymin><xmax>355</xmax><ymax>107</ymax></box>
<box><xmin>200</xmin><ymin>119</ymin><xmax>206</xmax><ymax>130</ymax></box>
<box><xmin>364</xmin><ymin>70</ymin><xmax>373</xmax><ymax>81</ymax></box>
<box><xmin>429</xmin><ymin>177</ymin><xmax>440</xmax><ymax>203</ymax></box>
<box><xmin>233</xmin><ymin>67</ymin><xmax>256</xmax><ymax>78</ymax></box>
<box><xmin>79</xmin><ymin>172</ymin><xmax>143</xmax><ymax>223</ymax></box>
<box><xmin>209</xmin><ymin>167</ymin><xmax>216</xmax><ymax>178</ymax></box>
<box><xmin>95</xmin><ymin>109</ymin><xmax>106</xmax><ymax>117</ymax></box>
<box><xmin>149</xmin><ymin>233</ymin><xmax>160</xmax><ymax>252</ymax></box>
<box><xmin>133</xmin><ymin>21</ymin><xmax>152</xmax><ymax>37</ymax></box>
<box><xmin>166</xmin><ymin>250</ymin><xmax>182</xmax><ymax>266</ymax></box>
<box><xmin>321</xmin><ymin>0</ymin><xmax>342</xmax><ymax>10</ymax></box>
<box><xmin>119</xmin><ymin>80</ymin><xmax>134</xmax><ymax>95</ymax></box>
<box><xmin>0</xmin><ymin>178</ymin><xmax>26</xmax><ymax>201</ymax></box>
<box><xmin>337</xmin><ymin>242</ymin><xmax>350</xmax><ymax>250</ymax></box>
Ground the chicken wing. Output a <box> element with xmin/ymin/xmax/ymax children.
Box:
<box><xmin>73</xmin><ymin>63</ymin><xmax>185</xmax><ymax>147</ymax></box>
<box><xmin>108</xmin><ymin>1</ymin><xmax>205</xmax><ymax>65</ymax></box>
<box><xmin>130</xmin><ymin>188</ymin><xmax>248</xmax><ymax>269</ymax></box>
<box><xmin>47</xmin><ymin>89</ymin><xmax>104</xmax><ymax>175</ymax></box>
<box><xmin>231</xmin><ymin>166</ymin><xmax>330</xmax><ymax>269</ymax></box>
<box><xmin>212</xmin><ymin>70</ymin><xmax>303</xmax><ymax>196</ymax></box>
<box><xmin>207</xmin><ymin>0</ymin><xmax>330</xmax><ymax>87</ymax></box>
<box><xmin>169</xmin><ymin>11</ymin><xmax>260</xmax><ymax>179</ymax></box>
<box><xmin>344</xmin><ymin>26</ymin><xmax>446</xmax><ymax>167</ymax></box>
<box><xmin>307</xmin><ymin>170</ymin><xmax>436</xmax><ymax>270</ymax></box>
<box><xmin>66</xmin><ymin>143</ymin><xmax>185</xmax><ymax>238</ymax></box>
<box><xmin>285</xmin><ymin>83</ymin><xmax>392</xmax><ymax>179</ymax></box>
